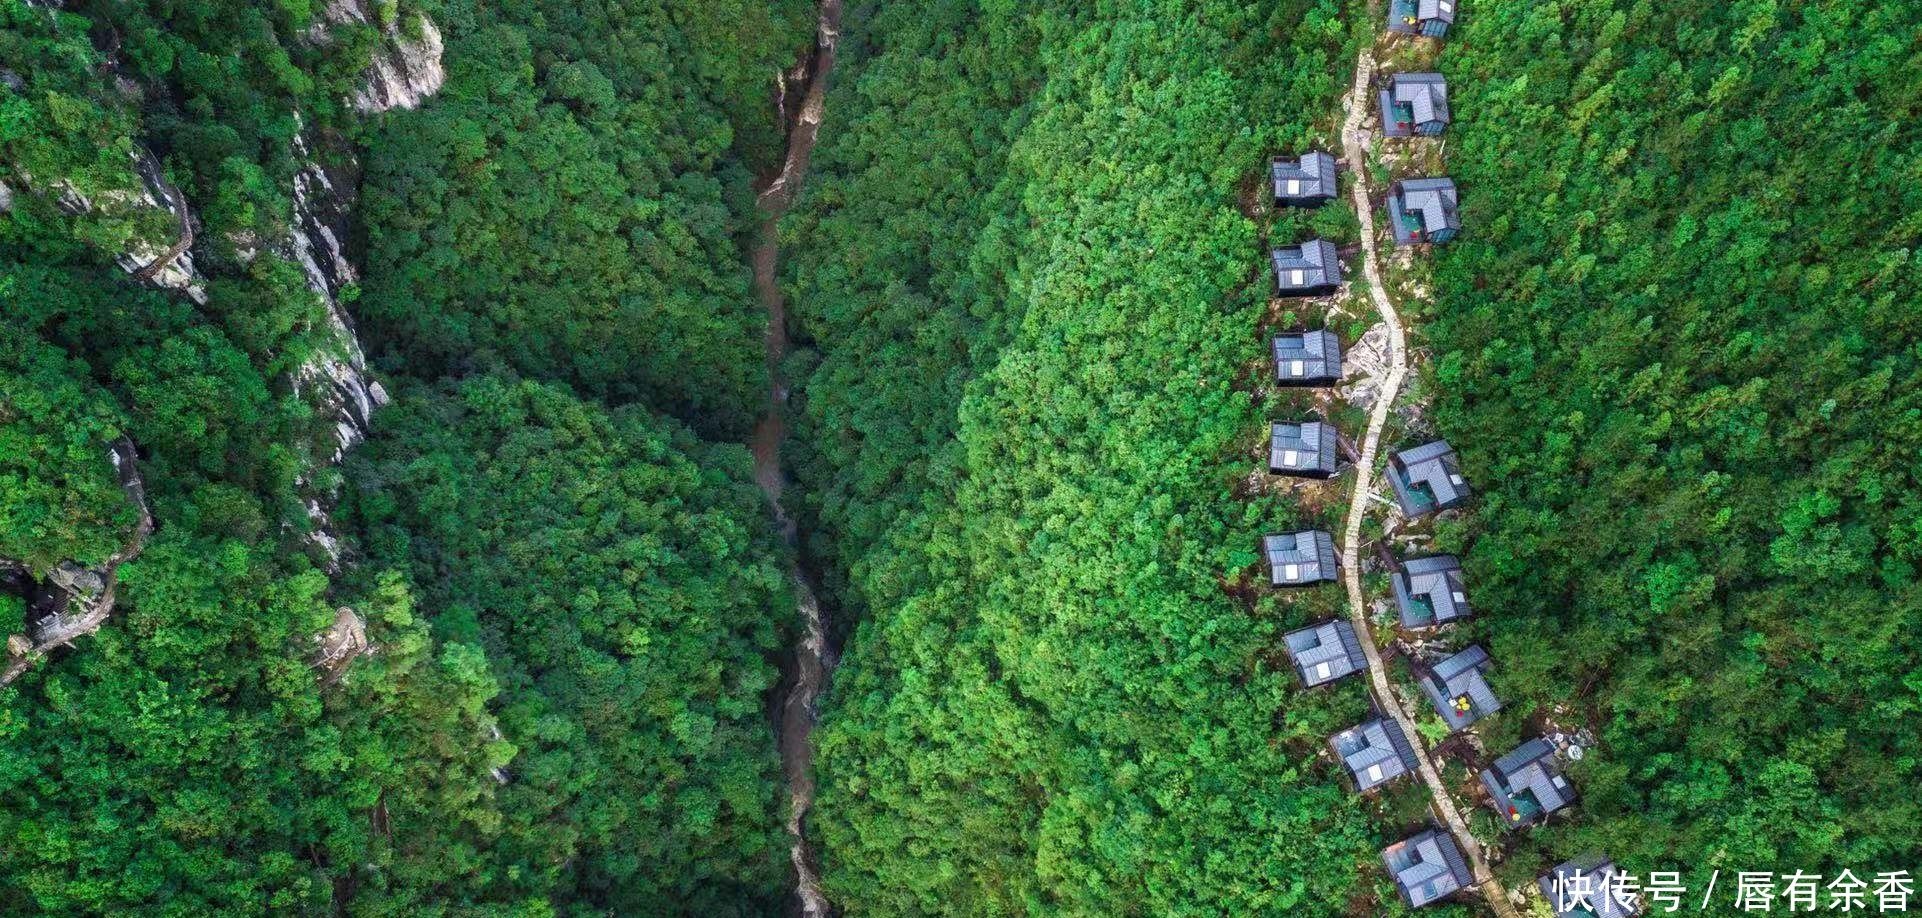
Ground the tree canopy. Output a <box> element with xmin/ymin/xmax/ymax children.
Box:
<box><xmin>1</xmin><ymin>0</ymin><xmax>807</xmax><ymax>913</ymax></box>
<box><xmin>786</xmin><ymin>1</ymin><xmax>1406</xmax><ymax>913</ymax></box>
<box><xmin>343</xmin><ymin>374</ymin><xmax>792</xmax><ymax>915</ymax></box>
<box><xmin>355</xmin><ymin>0</ymin><xmax>812</xmax><ymax>440</ymax></box>
<box><xmin>1424</xmin><ymin>0</ymin><xmax>1922</xmax><ymax>892</ymax></box>
<box><xmin>6</xmin><ymin>0</ymin><xmax>1922</xmax><ymax>914</ymax></box>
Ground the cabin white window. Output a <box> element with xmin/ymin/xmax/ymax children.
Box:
<box><xmin>1449</xmin><ymin>474</ymin><xmax>1465</xmax><ymax>485</ymax></box>
<box><xmin>1288</xmin><ymin>359</ymin><xmax>1305</xmax><ymax>377</ymax></box>
<box><xmin>1365</xmin><ymin>763</ymin><xmax>1385</xmax><ymax>783</ymax></box>
<box><xmin>1313</xmin><ymin>661</ymin><xmax>1332</xmax><ymax>680</ymax></box>
<box><xmin>1452</xmin><ymin>591</ymin><xmax>1466</xmax><ymax>604</ymax></box>
<box><xmin>1288</xmin><ymin>269</ymin><xmax>1305</xmax><ymax>287</ymax></box>
<box><xmin>1283</xmin><ymin>563</ymin><xmax>1301</xmax><ymax>581</ymax></box>
<box><xmin>1285</xmin><ymin>179</ymin><xmax>1301</xmax><ymax>195</ymax></box>
<box><xmin>1281</xmin><ymin>449</ymin><xmax>1300</xmax><ymax>468</ymax></box>
<box><xmin>1438</xmin><ymin>0</ymin><xmax>1454</xmax><ymax>12</ymax></box>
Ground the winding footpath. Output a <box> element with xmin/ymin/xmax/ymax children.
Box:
<box><xmin>1333</xmin><ymin>40</ymin><xmax>1522</xmax><ymax>918</ymax></box>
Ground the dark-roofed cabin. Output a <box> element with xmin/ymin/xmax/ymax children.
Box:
<box><xmin>1388</xmin><ymin>0</ymin><xmax>1457</xmax><ymax>38</ymax></box>
<box><xmin>1331</xmin><ymin>718</ymin><xmax>1421</xmax><ymax>792</ymax></box>
<box><xmin>1418</xmin><ymin>645</ymin><xmax>1501</xmax><ymax>730</ymax></box>
<box><xmin>1272</xmin><ymin>330</ymin><xmax>1343</xmax><ymax>387</ymax></box>
<box><xmin>1283</xmin><ymin>619</ymin><xmax>1366</xmax><ymax>688</ymax></box>
<box><xmin>1270</xmin><ymin>421</ymin><xmax>1338</xmax><ymax>478</ymax></box>
<box><xmin>1388</xmin><ymin>439</ymin><xmax>1470</xmax><ymax>516</ymax></box>
<box><xmin>1265</xmin><ymin>530</ymin><xmax>1339</xmax><ymax>587</ymax></box>
<box><xmin>1272</xmin><ymin>152</ymin><xmax>1338</xmax><ymax>207</ymax></box>
<box><xmin>1388</xmin><ymin>177</ymin><xmax>1461</xmax><ymax>245</ymax></box>
<box><xmin>1382</xmin><ymin>830</ymin><xmax>1474</xmax><ymax>908</ymax></box>
<box><xmin>1380</xmin><ymin>73</ymin><xmax>1450</xmax><ymax>137</ymax></box>
<box><xmin>1393</xmin><ymin>554</ymin><xmax>1470</xmax><ymax>627</ymax></box>
<box><xmin>1539</xmin><ymin>858</ymin><xmax>1642</xmax><ymax>918</ymax></box>
<box><xmin>1271</xmin><ymin>239</ymin><xmax>1342</xmax><ymax>296</ymax></box>
<box><xmin>1481</xmin><ymin>738</ymin><xmax>1575</xmax><ymax>829</ymax></box>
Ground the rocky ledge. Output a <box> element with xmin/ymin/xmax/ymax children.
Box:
<box><xmin>2</xmin><ymin>438</ymin><xmax>153</xmax><ymax>685</ymax></box>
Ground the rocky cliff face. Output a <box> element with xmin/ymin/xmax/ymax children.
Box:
<box><xmin>2</xmin><ymin>3</ymin><xmax>445</xmax><ymax>680</ymax></box>
<box><xmin>287</xmin><ymin>131</ymin><xmax>390</xmax><ymax>565</ymax></box>
<box><xmin>321</xmin><ymin>0</ymin><xmax>446</xmax><ymax>114</ymax></box>
<box><xmin>38</xmin><ymin>145</ymin><xmax>208</xmax><ymax>304</ymax></box>
<box><xmin>277</xmin><ymin>10</ymin><xmax>445</xmax><ymax>678</ymax></box>
<box><xmin>115</xmin><ymin>148</ymin><xmax>203</xmax><ymax>300</ymax></box>
<box><xmin>292</xmin><ymin>1</ymin><xmax>446</xmax><ymax>564</ymax></box>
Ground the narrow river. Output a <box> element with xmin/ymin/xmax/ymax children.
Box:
<box><xmin>748</xmin><ymin>2</ymin><xmax>842</xmax><ymax>915</ymax></box>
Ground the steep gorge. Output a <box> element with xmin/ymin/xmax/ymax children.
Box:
<box><xmin>751</xmin><ymin>4</ymin><xmax>842</xmax><ymax>914</ymax></box>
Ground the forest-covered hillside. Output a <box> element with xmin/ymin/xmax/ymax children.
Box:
<box><xmin>356</xmin><ymin>0</ymin><xmax>810</xmax><ymax>440</ymax></box>
<box><xmin>1427</xmin><ymin>0</ymin><xmax>1922</xmax><ymax>889</ymax></box>
<box><xmin>787</xmin><ymin>0</ymin><xmax>1922</xmax><ymax>915</ymax></box>
<box><xmin>785</xmin><ymin>1</ymin><xmax>1404</xmax><ymax>913</ymax></box>
<box><xmin>342</xmin><ymin>375</ymin><xmax>792</xmax><ymax>912</ymax></box>
<box><xmin>7</xmin><ymin>0</ymin><xmax>1922</xmax><ymax>915</ymax></box>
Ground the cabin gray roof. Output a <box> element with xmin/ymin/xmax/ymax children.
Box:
<box><xmin>1389</xmin><ymin>439</ymin><xmax>1470</xmax><ymax>515</ymax></box>
<box><xmin>1388</xmin><ymin>0</ymin><xmax>1457</xmax><ymax>35</ymax></box>
<box><xmin>1392</xmin><ymin>554</ymin><xmax>1470</xmax><ymax>627</ymax></box>
<box><xmin>1482</xmin><ymin>738</ymin><xmax>1574</xmax><ymax>829</ymax></box>
<box><xmin>1272</xmin><ymin>330</ymin><xmax>1343</xmax><ymax>384</ymax></box>
<box><xmin>1272</xmin><ymin>152</ymin><xmax>1338</xmax><ymax>201</ymax></box>
<box><xmin>1419</xmin><ymin>645</ymin><xmax>1500</xmax><ymax>730</ymax></box>
<box><xmin>1382</xmin><ymin>829</ymin><xmax>1474</xmax><ymax>908</ymax></box>
<box><xmin>1394</xmin><ymin>178</ymin><xmax>1462</xmax><ymax>233</ymax></box>
<box><xmin>1419</xmin><ymin>0</ymin><xmax>1458</xmax><ymax>25</ymax></box>
<box><xmin>1383</xmin><ymin>73</ymin><xmax>1450</xmax><ymax>132</ymax></box>
<box><xmin>1393</xmin><ymin>73</ymin><xmax>1449</xmax><ymax>124</ymax></box>
<box><xmin>1271</xmin><ymin>239</ymin><xmax>1342</xmax><ymax>292</ymax></box>
<box><xmin>1283</xmin><ymin>619</ymin><xmax>1366</xmax><ymax>687</ymax></box>
<box><xmin>1270</xmin><ymin>421</ymin><xmax>1338</xmax><ymax>476</ymax></box>
<box><xmin>1265</xmin><ymin>530</ymin><xmax>1339</xmax><ymax>587</ymax></box>
<box><xmin>1539</xmin><ymin>859</ymin><xmax>1638</xmax><ymax>918</ymax></box>
<box><xmin>1331</xmin><ymin>717</ymin><xmax>1421</xmax><ymax>792</ymax></box>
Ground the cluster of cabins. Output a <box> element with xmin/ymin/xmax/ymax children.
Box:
<box><xmin>1258</xmin><ymin>8</ymin><xmax>1627</xmax><ymax>916</ymax></box>
<box><xmin>1268</xmin><ymin>87</ymin><xmax>1458</xmax><ymax>274</ymax></box>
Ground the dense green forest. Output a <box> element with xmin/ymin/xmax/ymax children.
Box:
<box><xmin>1</xmin><ymin>0</ymin><xmax>808</xmax><ymax>913</ymax></box>
<box><xmin>356</xmin><ymin>0</ymin><xmax>810</xmax><ymax>440</ymax></box>
<box><xmin>1425</xmin><ymin>0</ymin><xmax>1922</xmax><ymax>893</ymax></box>
<box><xmin>8</xmin><ymin>0</ymin><xmax>1922</xmax><ymax>914</ymax></box>
<box><xmin>785</xmin><ymin>1</ymin><xmax>1412</xmax><ymax>913</ymax></box>
<box><xmin>787</xmin><ymin>0</ymin><xmax>1922</xmax><ymax>914</ymax></box>
<box><xmin>342</xmin><ymin>375</ymin><xmax>791</xmax><ymax>912</ymax></box>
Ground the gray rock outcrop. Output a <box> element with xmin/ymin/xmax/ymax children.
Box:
<box><xmin>314</xmin><ymin>605</ymin><xmax>372</xmax><ymax>684</ymax></box>
<box><xmin>319</xmin><ymin>0</ymin><xmax>446</xmax><ymax>114</ymax></box>
<box><xmin>34</xmin><ymin>146</ymin><xmax>208</xmax><ymax>304</ymax></box>
<box><xmin>3</xmin><ymin>438</ymin><xmax>153</xmax><ymax>685</ymax></box>
<box><xmin>287</xmin><ymin>132</ymin><xmax>389</xmax><ymax>479</ymax></box>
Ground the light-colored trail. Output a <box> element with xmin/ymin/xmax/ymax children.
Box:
<box><xmin>1334</xmin><ymin>38</ymin><xmax>1521</xmax><ymax>918</ymax></box>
